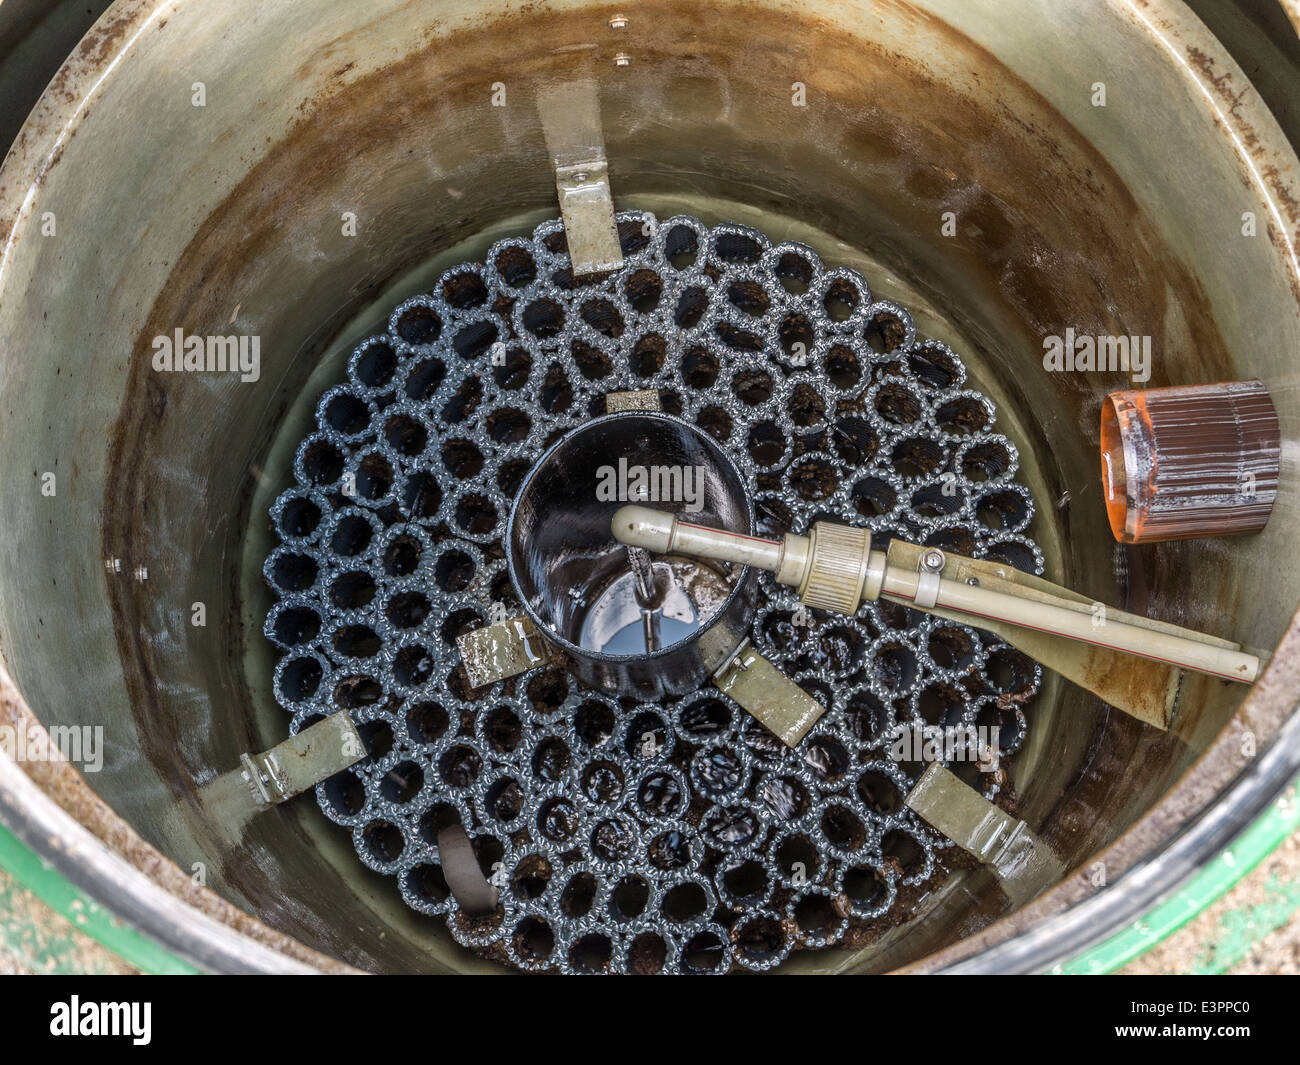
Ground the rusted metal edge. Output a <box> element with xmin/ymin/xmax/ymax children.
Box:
<box><xmin>0</xmin><ymin>660</ymin><xmax>351</xmax><ymax>973</ymax></box>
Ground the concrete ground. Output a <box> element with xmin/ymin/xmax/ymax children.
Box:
<box><xmin>0</xmin><ymin>863</ymin><xmax>134</xmax><ymax>975</ymax></box>
<box><xmin>1121</xmin><ymin>827</ymin><xmax>1300</xmax><ymax>975</ymax></box>
<box><xmin>2</xmin><ymin>827</ymin><xmax>1298</xmax><ymax>974</ymax></box>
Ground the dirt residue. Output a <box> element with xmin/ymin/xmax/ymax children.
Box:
<box><xmin>69</xmin><ymin>0</ymin><xmax>1287</xmax><ymax>972</ymax></box>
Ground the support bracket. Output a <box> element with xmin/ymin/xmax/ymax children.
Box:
<box><xmin>537</xmin><ymin>79</ymin><xmax>623</xmax><ymax>278</ymax></box>
<box><xmin>457</xmin><ymin>615</ymin><xmax>552</xmax><ymax>689</ymax></box>
<box><xmin>712</xmin><ymin>639</ymin><xmax>826</xmax><ymax>748</ymax></box>
<box><xmin>605</xmin><ymin>389</ymin><xmax>662</xmax><ymax>414</ymax></box>
<box><xmin>240</xmin><ymin>709</ymin><xmax>364</xmax><ymax>807</ymax></box>
<box><xmin>905</xmin><ymin>764</ymin><xmax>1064</xmax><ymax>905</ymax></box>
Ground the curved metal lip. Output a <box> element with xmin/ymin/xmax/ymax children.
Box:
<box><xmin>0</xmin><ymin>674</ymin><xmax>331</xmax><ymax>974</ymax></box>
<box><xmin>0</xmin><ymin>0</ymin><xmax>1296</xmax><ymax>975</ymax></box>
<box><xmin>504</xmin><ymin>410</ymin><xmax>755</xmax><ymax>666</ymax></box>
<box><xmin>939</xmin><ymin>686</ymin><xmax>1300</xmax><ymax>973</ymax></box>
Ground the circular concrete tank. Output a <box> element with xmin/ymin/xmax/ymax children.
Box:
<box><xmin>0</xmin><ymin>0</ymin><xmax>1299</xmax><ymax>973</ymax></box>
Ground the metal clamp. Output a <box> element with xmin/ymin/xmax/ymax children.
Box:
<box><xmin>240</xmin><ymin>710</ymin><xmax>365</xmax><ymax>806</ymax></box>
<box><xmin>914</xmin><ymin>548</ymin><xmax>945</xmax><ymax>609</ymax></box>
<box><xmin>713</xmin><ymin>639</ymin><xmax>826</xmax><ymax>748</ymax></box>
<box><xmin>457</xmin><ymin>615</ymin><xmax>551</xmax><ymax>689</ymax></box>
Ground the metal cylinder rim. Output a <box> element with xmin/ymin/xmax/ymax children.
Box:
<box><xmin>504</xmin><ymin>410</ymin><xmax>757</xmax><ymax>667</ymax></box>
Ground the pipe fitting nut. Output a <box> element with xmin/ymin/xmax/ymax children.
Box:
<box><xmin>797</xmin><ymin>522</ymin><xmax>874</xmax><ymax>614</ymax></box>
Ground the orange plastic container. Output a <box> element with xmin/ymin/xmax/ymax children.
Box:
<box><xmin>1100</xmin><ymin>380</ymin><xmax>1279</xmax><ymax>544</ymax></box>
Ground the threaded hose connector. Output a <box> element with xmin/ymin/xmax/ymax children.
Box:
<box><xmin>797</xmin><ymin>522</ymin><xmax>875</xmax><ymax>614</ymax></box>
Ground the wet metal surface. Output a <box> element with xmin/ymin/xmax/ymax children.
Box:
<box><xmin>457</xmin><ymin>616</ymin><xmax>550</xmax><ymax>689</ymax></box>
<box><xmin>2</xmin><ymin>0</ymin><xmax>1297</xmax><ymax>976</ymax></box>
<box><xmin>713</xmin><ymin>640</ymin><xmax>827</xmax><ymax>748</ymax></box>
<box><xmin>505</xmin><ymin>410</ymin><xmax>758</xmax><ymax>699</ymax></box>
<box><xmin>907</xmin><ymin>764</ymin><xmax>1064</xmax><ymax>906</ymax></box>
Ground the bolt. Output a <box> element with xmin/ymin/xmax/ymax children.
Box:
<box><xmin>608</xmin><ymin>14</ymin><xmax>629</xmax><ymax>29</ymax></box>
<box><xmin>921</xmin><ymin>548</ymin><xmax>945</xmax><ymax>572</ymax></box>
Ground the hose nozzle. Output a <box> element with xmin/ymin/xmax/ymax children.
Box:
<box><xmin>610</xmin><ymin>506</ymin><xmax>1259</xmax><ymax>686</ymax></box>
<box><xmin>611</xmin><ymin>504</ymin><xmax>881</xmax><ymax>615</ymax></box>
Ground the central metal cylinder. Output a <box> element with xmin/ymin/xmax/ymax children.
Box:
<box><xmin>507</xmin><ymin>412</ymin><xmax>757</xmax><ymax>699</ymax></box>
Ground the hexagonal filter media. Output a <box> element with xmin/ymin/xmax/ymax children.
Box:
<box><xmin>263</xmin><ymin>212</ymin><xmax>1042</xmax><ymax>974</ymax></box>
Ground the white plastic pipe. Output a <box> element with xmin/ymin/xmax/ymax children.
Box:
<box><xmin>879</xmin><ymin>564</ymin><xmax>1260</xmax><ymax>684</ymax></box>
<box><xmin>612</xmin><ymin>505</ymin><xmax>786</xmax><ymax>572</ymax></box>
<box><xmin>611</xmin><ymin>505</ymin><xmax>1260</xmax><ymax>685</ymax></box>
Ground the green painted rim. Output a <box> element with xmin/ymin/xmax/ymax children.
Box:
<box><xmin>1055</xmin><ymin>775</ymin><xmax>1300</xmax><ymax>974</ymax></box>
<box><xmin>0</xmin><ymin>823</ymin><xmax>199</xmax><ymax>975</ymax></box>
<box><xmin>1</xmin><ymin>778</ymin><xmax>1297</xmax><ymax>975</ymax></box>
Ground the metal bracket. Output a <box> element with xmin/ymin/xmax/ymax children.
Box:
<box><xmin>437</xmin><ymin>824</ymin><xmax>499</xmax><ymax>916</ymax></box>
<box><xmin>905</xmin><ymin>764</ymin><xmax>1064</xmax><ymax>906</ymax></box>
<box><xmin>713</xmin><ymin>639</ymin><xmax>826</xmax><ymax>748</ymax></box>
<box><xmin>239</xmin><ymin>709</ymin><xmax>365</xmax><ymax>807</ymax></box>
<box><xmin>456</xmin><ymin>615</ymin><xmax>552</xmax><ymax>689</ymax></box>
<box><xmin>537</xmin><ymin>80</ymin><xmax>624</xmax><ymax>278</ymax></box>
<box><xmin>605</xmin><ymin>389</ymin><xmax>662</xmax><ymax>414</ymax></box>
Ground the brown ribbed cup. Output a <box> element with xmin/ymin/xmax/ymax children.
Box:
<box><xmin>1099</xmin><ymin>380</ymin><xmax>1280</xmax><ymax>543</ymax></box>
